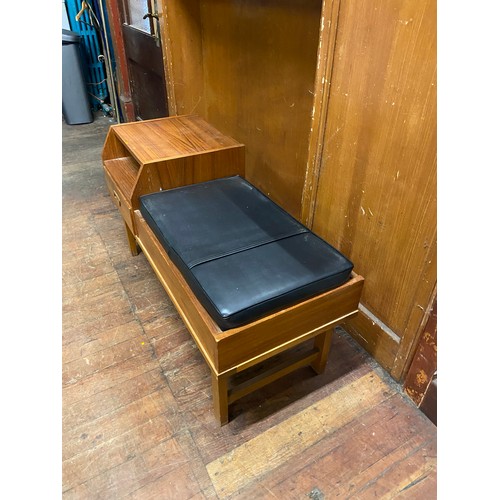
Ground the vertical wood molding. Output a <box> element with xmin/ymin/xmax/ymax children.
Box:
<box><xmin>301</xmin><ymin>0</ymin><xmax>341</xmax><ymax>227</ymax></box>
<box><xmin>160</xmin><ymin>0</ymin><xmax>206</xmax><ymax>117</ymax></box>
<box><xmin>105</xmin><ymin>0</ymin><xmax>136</xmax><ymax>121</ymax></box>
<box><xmin>158</xmin><ymin>0</ymin><xmax>177</xmax><ymax>115</ymax></box>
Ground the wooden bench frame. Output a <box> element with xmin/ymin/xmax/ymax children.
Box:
<box><xmin>102</xmin><ymin>115</ymin><xmax>364</xmax><ymax>425</ymax></box>
<box><xmin>134</xmin><ymin>210</ymin><xmax>364</xmax><ymax>424</ymax></box>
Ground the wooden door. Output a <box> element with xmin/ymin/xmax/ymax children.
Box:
<box><xmin>119</xmin><ymin>0</ymin><xmax>168</xmax><ymax>120</ymax></box>
<box><xmin>303</xmin><ymin>0</ymin><xmax>437</xmax><ymax>378</ymax></box>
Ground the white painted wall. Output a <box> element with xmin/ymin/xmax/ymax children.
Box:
<box><xmin>62</xmin><ymin>1</ymin><xmax>71</xmax><ymax>30</ymax></box>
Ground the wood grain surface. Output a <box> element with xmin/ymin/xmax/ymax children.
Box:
<box><xmin>161</xmin><ymin>0</ymin><xmax>322</xmax><ymax>219</ymax></box>
<box><xmin>310</xmin><ymin>0</ymin><xmax>436</xmax><ymax>337</ymax></box>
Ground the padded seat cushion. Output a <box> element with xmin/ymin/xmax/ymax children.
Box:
<box><xmin>139</xmin><ymin>176</ymin><xmax>353</xmax><ymax>330</ymax></box>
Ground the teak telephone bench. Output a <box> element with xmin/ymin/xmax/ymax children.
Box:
<box><xmin>102</xmin><ymin>115</ymin><xmax>364</xmax><ymax>425</ymax></box>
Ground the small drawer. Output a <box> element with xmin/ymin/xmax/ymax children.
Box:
<box><xmin>104</xmin><ymin>171</ymin><xmax>135</xmax><ymax>233</ymax></box>
<box><xmin>104</xmin><ymin>173</ymin><xmax>120</xmax><ymax>208</ymax></box>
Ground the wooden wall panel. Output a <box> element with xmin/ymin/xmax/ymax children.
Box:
<box><xmin>193</xmin><ymin>0</ymin><xmax>322</xmax><ymax>218</ymax></box>
<box><xmin>309</xmin><ymin>0</ymin><xmax>436</xmax><ymax>344</ymax></box>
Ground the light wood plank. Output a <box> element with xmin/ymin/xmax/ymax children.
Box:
<box><xmin>206</xmin><ymin>371</ymin><xmax>394</xmax><ymax>497</ymax></box>
<box><xmin>260</xmin><ymin>395</ymin><xmax>436</xmax><ymax>498</ymax></box>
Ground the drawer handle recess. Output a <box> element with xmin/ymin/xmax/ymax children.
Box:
<box><xmin>113</xmin><ymin>190</ymin><xmax>121</xmax><ymax>207</ymax></box>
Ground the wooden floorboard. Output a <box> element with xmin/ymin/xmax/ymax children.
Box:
<box><xmin>62</xmin><ymin>115</ymin><xmax>437</xmax><ymax>499</ymax></box>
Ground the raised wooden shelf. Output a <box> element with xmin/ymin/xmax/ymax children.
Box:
<box><xmin>102</xmin><ymin>115</ymin><xmax>245</xmax><ymax>254</ymax></box>
<box><xmin>103</xmin><ymin>157</ymin><xmax>138</xmax><ymax>201</ymax></box>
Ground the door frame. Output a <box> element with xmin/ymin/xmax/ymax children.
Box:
<box><xmin>105</xmin><ymin>0</ymin><xmax>136</xmax><ymax>121</ymax></box>
<box><xmin>107</xmin><ymin>0</ymin><xmax>167</xmax><ymax>121</ymax></box>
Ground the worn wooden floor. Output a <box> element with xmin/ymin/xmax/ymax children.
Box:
<box><xmin>62</xmin><ymin>114</ymin><xmax>437</xmax><ymax>499</ymax></box>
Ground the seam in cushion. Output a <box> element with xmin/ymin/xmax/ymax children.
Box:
<box><xmin>187</xmin><ymin>228</ymin><xmax>308</xmax><ymax>269</ymax></box>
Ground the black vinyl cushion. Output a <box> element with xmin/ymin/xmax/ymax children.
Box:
<box><xmin>139</xmin><ymin>176</ymin><xmax>353</xmax><ymax>330</ymax></box>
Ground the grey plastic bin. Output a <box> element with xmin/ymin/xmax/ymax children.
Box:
<box><xmin>62</xmin><ymin>29</ymin><xmax>93</xmax><ymax>125</ymax></box>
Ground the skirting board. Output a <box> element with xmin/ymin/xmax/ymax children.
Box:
<box><xmin>341</xmin><ymin>304</ymin><xmax>400</xmax><ymax>374</ymax></box>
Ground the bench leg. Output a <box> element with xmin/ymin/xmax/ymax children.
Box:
<box><xmin>211</xmin><ymin>372</ymin><xmax>229</xmax><ymax>426</ymax></box>
<box><xmin>124</xmin><ymin>223</ymin><xmax>140</xmax><ymax>256</ymax></box>
<box><xmin>311</xmin><ymin>329</ymin><xmax>333</xmax><ymax>374</ymax></box>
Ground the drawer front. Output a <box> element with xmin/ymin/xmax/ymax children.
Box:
<box><xmin>104</xmin><ymin>170</ymin><xmax>135</xmax><ymax>232</ymax></box>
